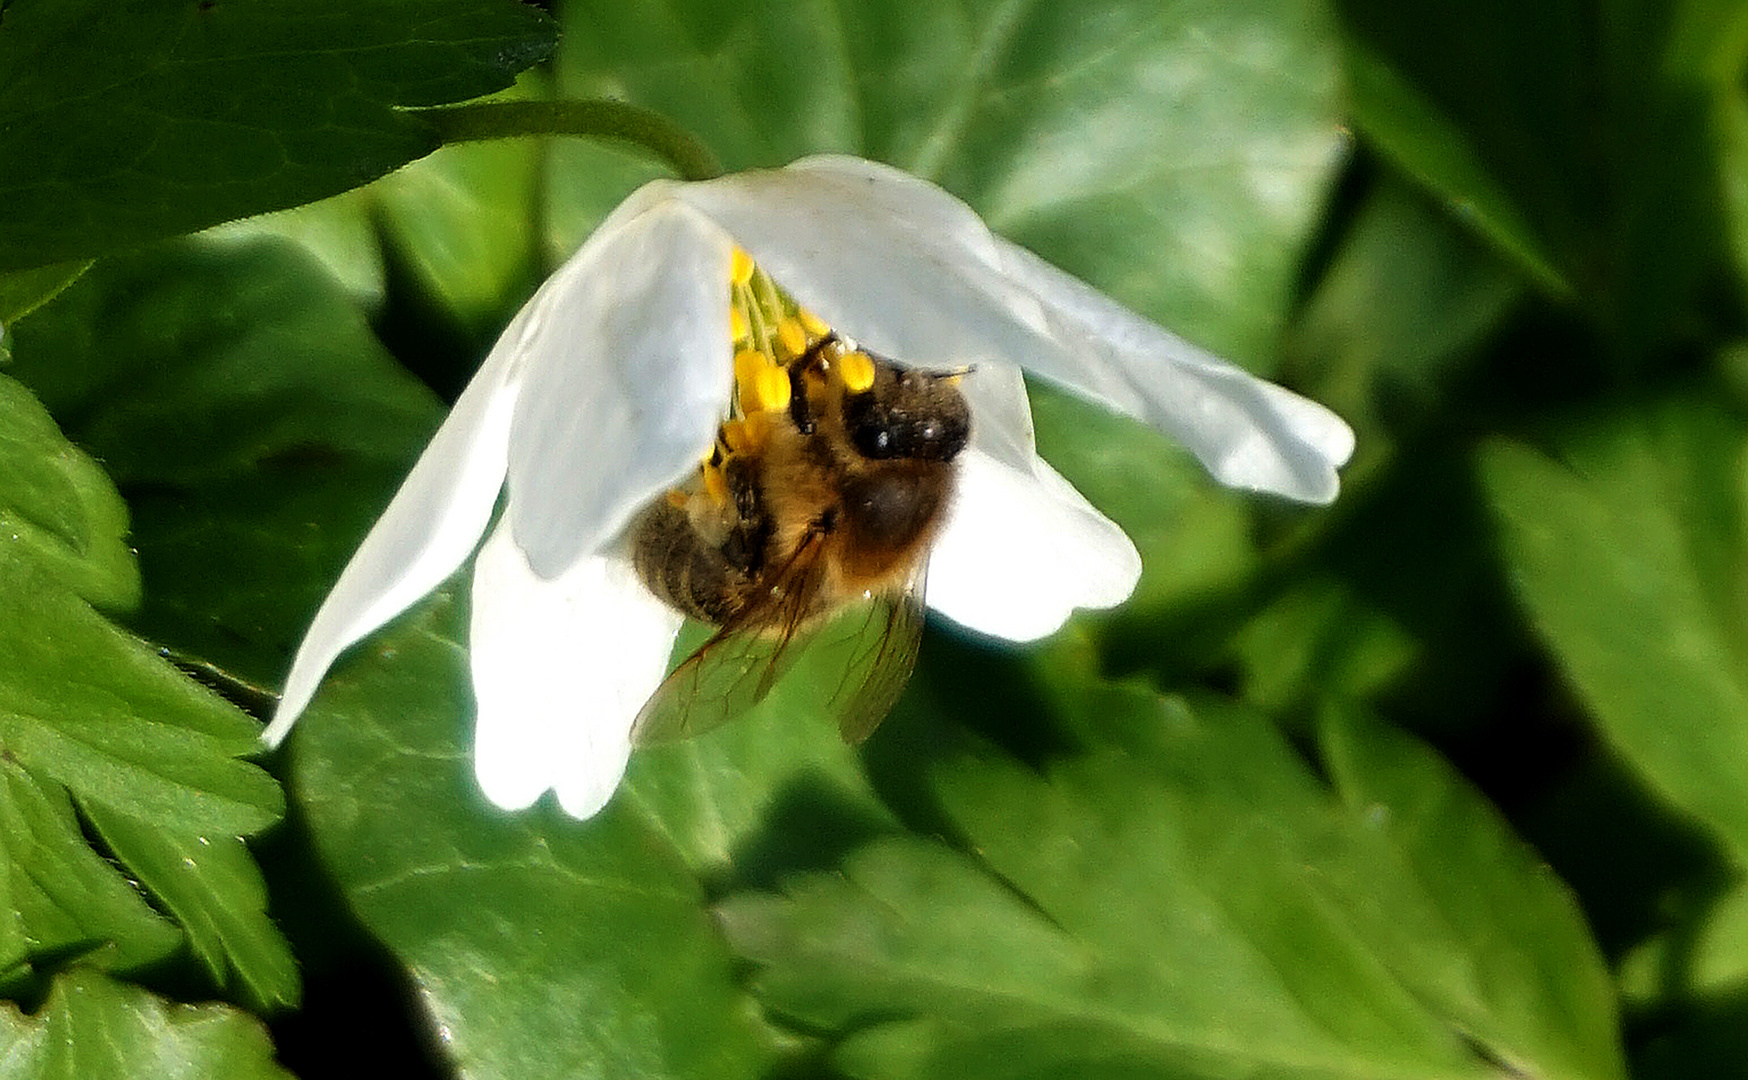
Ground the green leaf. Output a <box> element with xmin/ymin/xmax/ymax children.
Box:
<box><xmin>0</xmin><ymin>373</ymin><xmax>139</xmax><ymax>610</ymax></box>
<box><xmin>723</xmin><ymin>664</ymin><xmax>1628</xmax><ymax>1080</ymax></box>
<box><xmin>0</xmin><ymin>555</ymin><xmax>291</xmax><ymax>1007</ymax></box>
<box><xmin>0</xmin><ymin>758</ymin><xmax>182</xmax><ymax>981</ymax></box>
<box><xmin>553</xmin><ymin>0</ymin><xmax>1345</xmax><ymax>365</ymax></box>
<box><xmin>0</xmin><ymin>262</ymin><xmax>92</xmax><ymax>326</ymax></box>
<box><xmin>7</xmin><ymin>240</ymin><xmax>446</xmax><ymax>689</ymax></box>
<box><xmin>0</xmin><ymin>968</ymin><xmax>291</xmax><ymax>1080</ymax></box>
<box><xmin>0</xmin><ymin>0</ymin><xmax>556</xmax><ymax>271</ymax></box>
<box><xmin>1288</xmin><ymin>175</ymin><xmax>1524</xmax><ymax>436</ymax></box>
<box><xmin>0</xmin><ymin>357</ymin><xmax>289</xmax><ymax>1004</ymax></box>
<box><xmin>1318</xmin><ymin>706</ymin><xmax>1625</xmax><ymax>1080</ymax></box>
<box><xmin>1336</xmin><ymin>0</ymin><xmax>1733</xmax><ymax>355</ymax></box>
<box><xmin>1478</xmin><ymin>394</ymin><xmax>1748</xmax><ymax>865</ymax></box>
<box><xmin>79</xmin><ymin>803</ymin><xmax>299</xmax><ymax>1014</ymax></box>
<box><xmin>293</xmin><ymin>594</ymin><xmax>779</xmax><ymax>1079</ymax></box>
<box><xmin>1340</xmin><ymin>35</ymin><xmax>1566</xmax><ymax>294</ymax></box>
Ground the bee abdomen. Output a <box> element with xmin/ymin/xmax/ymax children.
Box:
<box><xmin>631</xmin><ymin>501</ymin><xmax>757</xmax><ymax>626</ymax></box>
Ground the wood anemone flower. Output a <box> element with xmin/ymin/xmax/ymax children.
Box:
<box><xmin>262</xmin><ymin>155</ymin><xmax>1354</xmax><ymax>819</ymax></box>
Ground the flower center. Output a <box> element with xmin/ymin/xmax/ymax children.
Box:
<box><xmin>684</xmin><ymin>250</ymin><xmax>877</xmax><ymax>507</ymax></box>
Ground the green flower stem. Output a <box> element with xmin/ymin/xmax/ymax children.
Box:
<box><xmin>415</xmin><ymin>100</ymin><xmax>723</xmax><ymax>182</ymax></box>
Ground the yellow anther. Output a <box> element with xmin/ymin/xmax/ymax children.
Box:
<box><xmin>734</xmin><ymin>349</ymin><xmax>791</xmax><ymax>413</ymax></box>
<box><xmin>729</xmin><ymin>305</ymin><xmax>750</xmax><ymax>342</ymax></box>
<box><xmin>798</xmin><ymin>309</ymin><xmax>831</xmax><ymax>338</ymax></box>
<box><xmin>730</xmin><ymin>247</ymin><xmax>755</xmax><ymax>286</ymax></box>
<box><xmin>775</xmin><ymin>317</ymin><xmax>806</xmax><ymax>359</ymax></box>
<box><xmin>839</xmin><ymin>350</ymin><xmax>876</xmax><ymax>394</ymax></box>
<box><xmin>754</xmin><ymin>365</ymin><xmax>792</xmax><ymax>412</ymax></box>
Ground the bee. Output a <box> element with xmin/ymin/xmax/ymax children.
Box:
<box><xmin>629</xmin><ymin>334</ymin><xmax>971</xmax><ymax>744</ymax></box>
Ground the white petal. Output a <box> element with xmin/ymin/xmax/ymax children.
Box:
<box><xmin>506</xmin><ymin>194</ymin><xmax>736</xmax><ymax>578</ymax></box>
<box><xmin>469</xmin><ymin>521</ymin><xmax>682</xmax><ymax>819</ymax></box>
<box><xmin>263</xmin><ymin>332</ymin><xmax>522</xmax><ymax>746</ymax></box>
<box><xmin>926</xmin><ymin>447</ymin><xmax>1141</xmax><ymax>643</ymax></box>
<box><xmin>672</xmin><ymin>159</ymin><xmax>1077</xmax><ymax>376</ymax></box>
<box><xmin>685</xmin><ymin>156</ymin><xmax>1350</xmax><ymax>504</ymax></box>
<box><xmin>992</xmin><ymin>239</ymin><xmax>1355</xmax><ymax>503</ymax></box>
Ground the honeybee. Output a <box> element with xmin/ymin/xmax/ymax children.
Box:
<box><xmin>629</xmin><ymin>334</ymin><xmax>970</xmax><ymax>744</ymax></box>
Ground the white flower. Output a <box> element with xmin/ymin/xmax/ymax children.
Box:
<box><xmin>262</xmin><ymin>155</ymin><xmax>1354</xmax><ymax>819</ymax></box>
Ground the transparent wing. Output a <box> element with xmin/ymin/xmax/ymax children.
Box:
<box><xmin>630</xmin><ymin>531</ymin><xmax>828</xmax><ymax>744</ymax></box>
<box><xmin>630</xmin><ymin>544</ymin><xmax>929</xmax><ymax>746</ymax></box>
<box><xmin>831</xmin><ymin>558</ymin><xmax>928</xmax><ymax>745</ymax></box>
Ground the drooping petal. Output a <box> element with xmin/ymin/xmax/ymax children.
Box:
<box><xmin>469</xmin><ymin>521</ymin><xmax>683</xmax><ymax>818</ymax></box>
<box><xmin>992</xmin><ymin>238</ymin><xmax>1355</xmax><ymax>503</ymax></box>
<box><xmin>672</xmin><ymin>157</ymin><xmax>1076</xmax><ymax>379</ymax></box>
<box><xmin>926</xmin><ymin>446</ymin><xmax>1141</xmax><ymax>643</ymax></box>
<box><xmin>262</xmin><ymin>331</ymin><xmax>523</xmax><ymax>746</ymax></box>
<box><xmin>505</xmin><ymin>195</ymin><xmax>738</xmax><ymax>578</ymax></box>
<box><xmin>681</xmin><ymin>156</ymin><xmax>1351</xmax><ymax>504</ymax></box>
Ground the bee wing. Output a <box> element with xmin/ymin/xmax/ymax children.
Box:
<box><xmin>630</xmin><ymin>531</ymin><xmax>828</xmax><ymax>745</ymax></box>
<box><xmin>629</xmin><ymin>541</ymin><xmax>929</xmax><ymax>747</ymax></box>
<box><xmin>829</xmin><ymin>557</ymin><xmax>928</xmax><ymax>745</ymax></box>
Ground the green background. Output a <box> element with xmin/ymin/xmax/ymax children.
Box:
<box><xmin>3</xmin><ymin>0</ymin><xmax>1747</xmax><ymax>1075</ymax></box>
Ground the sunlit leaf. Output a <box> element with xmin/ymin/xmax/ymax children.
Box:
<box><xmin>0</xmin><ymin>968</ymin><xmax>290</xmax><ymax>1080</ymax></box>
<box><xmin>292</xmin><ymin>593</ymin><xmax>781</xmax><ymax>1080</ymax></box>
<box><xmin>724</xmin><ymin>656</ymin><xmax>1626</xmax><ymax>1080</ymax></box>
<box><xmin>0</xmin><ymin>374</ymin><xmax>138</xmax><ymax>611</ymax></box>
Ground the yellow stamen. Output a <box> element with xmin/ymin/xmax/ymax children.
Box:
<box><xmin>729</xmin><ymin>306</ymin><xmax>750</xmax><ymax>342</ymax></box>
<box><xmin>755</xmin><ymin>365</ymin><xmax>792</xmax><ymax>412</ymax></box>
<box><xmin>839</xmin><ymin>349</ymin><xmax>876</xmax><ymax>394</ymax></box>
<box><xmin>798</xmin><ymin>309</ymin><xmax>831</xmax><ymax>338</ymax></box>
<box><xmin>734</xmin><ymin>349</ymin><xmax>791</xmax><ymax>414</ymax></box>
<box><xmin>730</xmin><ymin>247</ymin><xmax>755</xmax><ymax>287</ymax></box>
<box><xmin>775</xmin><ymin>317</ymin><xmax>806</xmax><ymax>359</ymax></box>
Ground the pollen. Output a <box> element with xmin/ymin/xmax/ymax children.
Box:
<box><xmin>839</xmin><ymin>349</ymin><xmax>877</xmax><ymax>394</ymax></box>
<box><xmin>798</xmin><ymin>308</ymin><xmax>831</xmax><ymax>338</ymax></box>
<box><xmin>774</xmin><ymin>317</ymin><xmax>807</xmax><ymax>359</ymax></box>
<box><xmin>730</xmin><ymin>247</ymin><xmax>756</xmax><ymax>287</ymax></box>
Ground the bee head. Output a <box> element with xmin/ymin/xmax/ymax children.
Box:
<box><xmin>841</xmin><ymin>364</ymin><xmax>971</xmax><ymax>463</ymax></box>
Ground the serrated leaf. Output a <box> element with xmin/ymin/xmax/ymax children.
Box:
<box><xmin>0</xmin><ymin>556</ymin><xmax>290</xmax><ymax>1007</ymax></box>
<box><xmin>1479</xmin><ymin>394</ymin><xmax>1748</xmax><ymax>865</ymax></box>
<box><xmin>0</xmin><ymin>0</ymin><xmax>556</xmax><ymax>271</ymax></box>
<box><xmin>0</xmin><ymin>373</ymin><xmax>139</xmax><ymax>610</ymax></box>
<box><xmin>0</xmin><ymin>968</ymin><xmax>291</xmax><ymax>1080</ymax></box>
<box><xmin>0</xmin><ymin>760</ymin><xmax>181</xmax><ymax>979</ymax></box>
<box><xmin>80</xmin><ymin>804</ymin><xmax>299</xmax><ymax>1012</ymax></box>
<box><xmin>724</xmin><ymin>663</ymin><xmax>1627</xmax><ymax>1080</ymax></box>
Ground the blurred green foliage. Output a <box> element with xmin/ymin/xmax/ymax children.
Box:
<box><xmin>2</xmin><ymin>0</ymin><xmax>1748</xmax><ymax>1076</ymax></box>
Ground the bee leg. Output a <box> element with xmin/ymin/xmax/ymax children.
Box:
<box><xmin>787</xmin><ymin>363</ymin><xmax>815</xmax><ymax>436</ymax></box>
<box><xmin>633</xmin><ymin>500</ymin><xmax>759</xmax><ymax>626</ymax></box>
<box><xmin>719</xmin><ymin>456</ymin><xmax>771</xmax><ymax>576</ymax></box>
